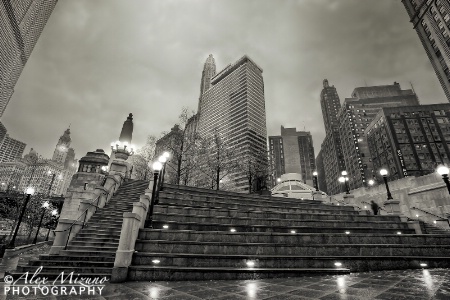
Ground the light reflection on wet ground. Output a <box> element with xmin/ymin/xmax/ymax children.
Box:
<box><xmin>3</xmin><ymin>268</ymin><xmax>450</xmax><ymax>299</ymax></box>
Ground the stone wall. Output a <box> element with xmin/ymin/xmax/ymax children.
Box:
<box><xmin>332</xmin><ymin>173</ymin><xmax>450</xmax><ymax>225</ymax></box>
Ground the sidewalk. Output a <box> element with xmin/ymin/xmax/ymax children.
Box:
<box><xmin>2</xmin><ymin>268</ymin><xmax>449</xmax><ymax>299</ymax></box>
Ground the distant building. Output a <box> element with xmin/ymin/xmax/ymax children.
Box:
<box><xmin>366</xmin><ymin>103</ymin><xmax>450</xmax><ymax>183</ymax></box>
<box><xmin>197</xmin><ymin>55</ymin><xmax>268</xmax><ymax>192</ymax></box>
<box><xmin>319</xmin><ymin>79</ymin><xmax>346</xmax><ymax>195</ymax></box>
<box><xmin>0</xmin><ymin>0</ymin><xmax>58</xmax><ymax>117</ymax></box>
<box><xmin>337</xmin><ymin>82</ymin><xmax>420</xmax><ymax>190</ymax></box>
<box><xmin>0</xmin><ymin>134</ymin><xmax>26</xmax><ymax>163</ymax></box>
<box><xmin>315</xmin><ymin>149</ymin><xmax>327</xmax><ymax>194</ymax></box>
<box><xmin>269</xmin><ymin>126</ymin><xmax>315</xmax><ymax>187</ymax></box>
<box><xmin>402</xmin><ymin>0</ymin><xmax>450</xmax><ymax>102</ymax></box>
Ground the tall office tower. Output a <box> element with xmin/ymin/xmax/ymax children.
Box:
<box><xmin>319</xmin><ymin>79</ymin><xmax>346</xmax><ymax>195</ymax></box>
<box><xmin>0</xmin><ymin>134</ymin><xmax>25</xmax><ymax>162</ymax></box>
<box><xmin>402</xmin><ymin>0</ymin><xmax>450</xmax><ymax>101</ymax></box>
<box><xmin>269</xmin><ymin>126</ymin><xmax>315</xmax><ymax>187</ymax></box>
<box><xmin>199</xmin><ymin>54</ymin><xmax>217</xmax><ymax>99</ymax></box>
<box><xmin>0</xmin><ymin>0</ymin><xmax>58</xmax><ymax>117</ymax></box>
<box><xmin>0</xmin><ymin>122</ymin><xmax>6</xmax><ymax>143</ymax></box>
<box><xmin>197</xmin><ymin>55</ymin><xmax>268</xmax><ymax>192</ymax></box>
<box><xmin>366</xmin><ymin>103</ymin><xmax>450</xmax><ymax>182</ymax></box>
<box><xmin>338</xmin><ymin>82</ymin><xmax>420</xmax><ymax>190</ymax></box>
<box><xmin>315</xmin><ymin>149</ymin><xmax>327</xmax><ymax>194</ymax></box>
<box><xmin>52</xmin><ymin>128</ymin><xmax>71</xmax><ymax>164</ymax></box>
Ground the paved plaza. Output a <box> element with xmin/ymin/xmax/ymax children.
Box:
<box><xmin>1</xmin><ymin>268</ymin><xmax>449</xmax><ymax>299</ymax></box>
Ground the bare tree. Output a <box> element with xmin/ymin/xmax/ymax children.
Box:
<box><xmin>238</xmin><ymin>147</ymin><xmax>269</xmax><ymax>193</ymax></box>
<box><xmin>157</xmin><ymin>107</ymin><xmax>201</xmax><ymax>185</ymax></box>
<box><xmin>132</xmin><ymin>135</ymin><xmax>157</xmax><ymax>180</ymax></box>
<box><xmin>197</xmin><ymin>129</ymin><xmax>239</xmax><ymax>190</ymax></box>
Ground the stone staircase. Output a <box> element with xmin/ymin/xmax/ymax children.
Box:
<box><xmin>419</xmin><ymin>220</ymin><xmax>450</xmax><ymax>234</ymax></box>
<box><xmin>127</xmin><ymin>184</ymin><xmax>450</xmax><ymax>281</ymax></box>
<box><xmin>8</xmin><ymin>179</ymin><xmax>149</xmax><ymax>279</ymax></box>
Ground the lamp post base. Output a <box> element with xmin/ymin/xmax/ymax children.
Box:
<box><xmin>383</xmin><ymin>200</ymin><xmax>401</xmax><ymax>215</ymax></box>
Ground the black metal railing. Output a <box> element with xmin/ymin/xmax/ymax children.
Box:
<box><xmin>53</xmin><ymin>193</ymin><xmax>101</xmax><ymax>250</ymax></box>
<box><xmin>411</xmin><ymin>207</ymin><xmax>449</xmax><ymax>227</ymax></box>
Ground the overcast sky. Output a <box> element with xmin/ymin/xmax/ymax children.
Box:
<box><xmin>2</xmin><ymin>0</ymin><xmax>448</xmax><ymax>160</ymax></box>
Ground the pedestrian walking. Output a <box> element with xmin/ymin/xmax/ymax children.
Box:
<box><xmin>370</xmin><ymin>200</ymin><xmax>379</xmax><ymax>215</ymax></box>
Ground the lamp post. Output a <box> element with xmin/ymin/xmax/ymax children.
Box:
<box><xmin>437</xmin><ymin>165</ymin><xmax>450</xmax><ymax>194</ymax></box>
<box><xmin>45</xmin><ymin>209</ymin><xmax>59</xmax><ymax>241</ymax></box>
<box><xmin>312</xmin><ymin>171</ymin><xmax>319</xmax><ymax>191</ymax></box>
<box><xmin>339</xmin><ymin>171</ymin><xmax>350</xmax><ymax>194</ymax></box>
<box><xmin>47</xmin><ymin>171</ymin><xmax>56</xmax><ymax>197</ymax></box>
<box><xmin>144</xmin><ymin>161</ymin><xmax>162</xmax><ymax>228</ymax></box>
<box><xmin>379</xmin><ymin>169</ymin><xmax>393</xmax><ymax>200</ymax></box>
<box><xmin>368</xmin><ymin>179</ymin><xmax>375</xmax><ymax>187</ymax></box>
<box><xmin>8</xmin><ymin>187</ymin><xmax>35</xmax><ymax>248</ymax></box>
<box><xmin>32</xmin><ymin>201</ymin><xmax>50</xmax><ymax>244</ymax></box>
<box><xmin>158</xmin><ymin>151</ymin><xmax>170</xmax><ymax>194</ymax></box>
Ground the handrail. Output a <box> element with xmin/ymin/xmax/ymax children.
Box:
<box><xmin>53</xmin><ymin>193</ymin><xmax>101</xmax><ymax>250</ymax></box>
<box><xmin>411</xmin><ymin>207</ymin><xmax>447</xmax><ymax>221</ymax></box>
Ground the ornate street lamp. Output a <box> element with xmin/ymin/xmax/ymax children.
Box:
<box><xmin>312</xmin><ymin>171</ymin><xmax>319</xmax><ymax>191</ymax></box>
<box><xmin>33</xmin><ymin>201</ymin><xmax>50</xmax><ymax>244</ymax></box>
<box><xmin>157</xmin><ymin>151</ymin><xmax>170</xmax><ymax>195</ymax></box>
<box><xmin>8</xmin><ymin>187</ymin><xmax>35</xmax><ymax>248</ymax></box>
<box><xmin>45</xmin><ymin>209</ymin><xmax>59</xmax><ymax>241</ymax></box>
<box><xmin>379</xmin><ymin>169</ymin><xmax>393</xmax><ymax>200</ymax></box>
<box><xmin>339</xmin><ymin>171</ymin><xmax>350</xmax><ymax>194</ymax></box>
<box><xmin>144</xmin><ymin>161</ymin><xmax>163</xmax><ymax>228</ymax></box>
<box><xmin>437</xmin><ymin>165</ymin><xmax>450</xmax><ymax>194</ymax></box>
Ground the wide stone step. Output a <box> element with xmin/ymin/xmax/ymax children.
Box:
<box><xmin>139</xmin><ymin>230</ymin><xmax>450</xmax><ymax>245</ymax></box>
<box><xmin>127</xmin><ymin>265</ymin><xmax>349</xmax><ymax>281</ymax></box>
<box><xmin>153</xmin><ymin>206</ymin><xmax>397</xmax><ymax>222</ymax></box>
<box><xmin>39</xmin><ymin>254</ymin><xmax>115</xmax><ymax>263</ymax></box>
<box><xmin>64</xmin><ymin>245</ymin><xmax>118</xmax><ymax>252</ymax></box>
<box><xmin>69</xmin><ymin>241</ymin><xmax>119</xmax><ymax>247</ymax></box>
<box><xmin>76</xmin><ymin>232</ymin><xmax>122</xmax><ymax>239</ymax></box>
<box><xmin>134</xmin><ymin>240</ymin><xmax>450</xmax><ymax>256</ymax></box>
<box><xmin>148</xmin><ymin>220</ymin><xmax>415</xmax><ymax>234</ymax></box>
<box><xmin>161</xmin><ymin>190</ymin><xmax>325</xmax><ymax>207</ymax></box>
<box><xmin>59</xmin><ymin>250</ymin><xmax>116</xmax><ymax>257</ymax></box>
<box><xmin>78</xmin><ymin>228</ymin><xmax>121</xmax><ymax>235</ymax></box>
<box><xmin>15</xmin><ymin>265</ymin><xmax>113</xmax><ymax>275</ymax></box>
<box><xmin>156</xmin><ymin>202</ymin><xmax>360</xmax><ymax>215</ymax></box>
<box><xmin>132</xmin><ymin>252</ymin><xmax>450</xmax><ymax>270</ymax></box>
<box><xmin>163</xmin><ymin>184</ymin><xmax>276</xmax><ymax>200</ymax></box>
<box><xmin>152</xmin><ymin>212</ymin><xmax>409</xmax><ymax>229</ymax></box>
<box><xmin>27</xmin><ymin>259</ymin><xmax>114</xmax><ymax>268</ymax></box>
<box><xmin>158</xmin><ymin>196</ymin><xmax>354</xmax><ymax>213</ymax></box>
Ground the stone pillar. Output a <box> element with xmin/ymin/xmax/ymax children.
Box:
<box><xmin>312</xmin><ymin>191</ymin><xmax>324</xmax><ymax>202</ymax></box>
<box><xmin>407</xmin><ymin>220</ymin><xmax>423</xmax><ymax>234</ymax></box>
<box><xmin>383</xmin><ymin>200</ymin><xmax>401</xmax><ymax>215</ymax></box>
<box><xmin>93</xmin><ymin>186</ymin><xmax>109</xmax><ymax>208</ymax></box>
<box><xmin>133</xmin><ymin>195</ymin><xmax>150</xmax><ymax>229</ymax></box>
<box><xmin>343</xmin><ymin>194</ymin><xmax>354</xmax><ymax>206</ymax></box>
<box><xmin>110</xmin><ymin>212</ymin><xmax>141</xmax><ymax>283</ymax></box>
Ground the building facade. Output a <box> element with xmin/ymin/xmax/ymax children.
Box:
<box><xmin>337</xmin><ymin>82</ymin><xmax>420</xmax><ymax>190</ymax></box>
<box><xmin>269</xmin><ymin>126</ymin><xmax>315</xmax><ymax>187</ymax></box>
<box><xmin>0</xmin><ymin>0</ymin><xmax>58</xmax><ymax>117</ymax></box>
<box><xmin>402</xmin><ymin>0</ymin><xmax>450</xmax><ymax>101</ymax></box>
<box><xmin>315</xmin><ymin>149</ymin><xmax>327</xmax><ymax>194</ymax></box>
<box><xmin>197</xmin><ymin>55</ymin><xmax>268</xmax><ymax>192</ymax></box>
<box><xmin>0</xmin><ymin>134</ymin><xmax>26</xmax><ymax>163</ymax></box>
<box><xmin>366</xmin><ymin>103</ymin><xmax>450</xmax><ymax>183</ymax></box>
<box><xmin>318</xmin><ymin>79</ymin><xmax>346</xmax><ymax>195</ymax></box>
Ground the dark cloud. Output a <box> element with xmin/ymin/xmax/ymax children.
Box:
<box><xmin>1</xmin><ymin>0</ymin><xmax>446</xmax><ymax>160</ymax></box>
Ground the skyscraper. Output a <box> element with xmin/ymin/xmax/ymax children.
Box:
<box><xmin>366</xmin><ymin>103</ymin><xmax>450</xmax><ymax>182</ymax></box>
<box><xmin>0</xmin><ymin>134</ymin><xmax>25</xmax><ymax>163</ymax></box>
<box><xmin>337</xmin><ymin>82</ymin><xmax>420</xmax><ymax>190</ymax></box>
<box><xmin>197</xmin><ymin>55</ymin><xmax>267</xmax><ymax>192</ymax></box>
<box><xmin>269</xmin><ymin>126</ymin><xmax>316</xmax><ymax>187</ymax></box>
<box><xmin>402</xmin><ymin>0</ymin><xmax>450</xmax><ymax>101</ymax></box>
<box><xmin>318</xmin><ymin>79</ymin><xmax>346</xmax><ymax>195</ymax></box>
<box><xmin>0</xmin><ymin>0</ymin><xmax>58</xmax><ymax>117</ymax></box>
<box><xmin>199</xmin><ymin>54</ymin><xmax>216</xmax><ymax>99</ymax></box>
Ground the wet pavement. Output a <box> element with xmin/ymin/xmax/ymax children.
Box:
<box><xmin>2</xmin><ymin>268</ymin><xmax>450</xmax><ymax>299</ymax></box>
